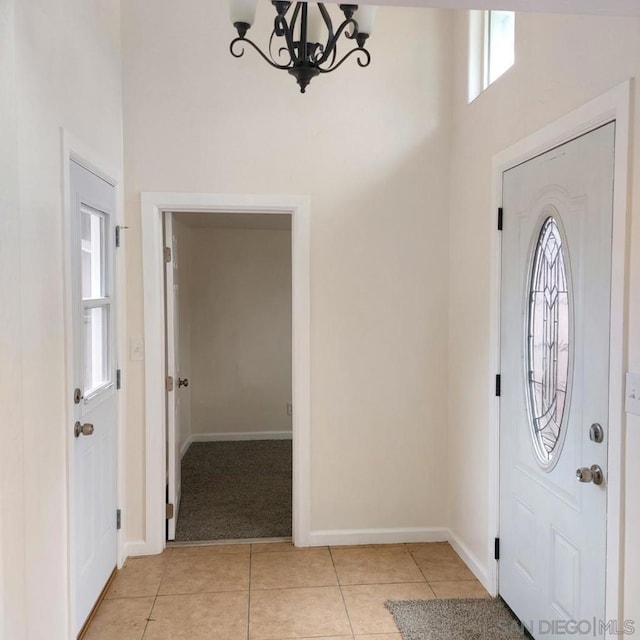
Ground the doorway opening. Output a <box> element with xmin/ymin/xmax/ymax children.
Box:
<box><xmin>164</xmin><ymin>211</ymin><xmax>293</xmax><ymax>542</ymax></box>
<box><xmin>141</xmin><ymin>192</ymin><xmax>311</xmax><ymax>555</ymax></box>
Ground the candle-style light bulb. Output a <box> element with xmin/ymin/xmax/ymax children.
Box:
<box><xmin>229</xmin><ymin>0</ymin><xmax>258</xmax><ymax>32</ymax></box>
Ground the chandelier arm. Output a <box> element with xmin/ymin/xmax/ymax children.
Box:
<box><xmin>317</xmin><ymin>45</ymin><xmax>371</xmax><ymax>73</ymax></box>
<box><xmin>314</xmin><ymin>17</ymin><xmax>358</xmax><ymax>66</ymax></box>
<box><xmin>288</xmin><ymin>2</ymin><xmax>301</xmax><ymax>31</ymax></box>
<box><xmin>273</xmin><ymin>11</ymin><xmax>288</xmax><ymax>37</ymax></box>
<box><xmin>317</xmin><ymin>4</ymin><xmax>335</xmax><ymax>42</ymax></box>
<box><xmin>321</xmin><ymin>41</ymin><xmax>337</xmax><ymax>68</ymax></box>
<box><xmin>279</xmin><ymin>14</ymin><xmax>301</xmax><ymax>65</ymax></box>
<box><xmin>269</xmin><ymin>27</ymin><xmax>294</xmax><ymax>66</ymax></box>
<box><xmin>230</xmin><ymin>37</ymin><xmax>293</xmax><ymax>70</ymax></box>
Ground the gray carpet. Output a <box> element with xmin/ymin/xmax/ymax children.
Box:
<box><xmin>385</xmin><ymin>599</ymin><xmax>528</xmax><ymax>640</ymax></box>
<box><xmin>175</xmin><ymin>440</ymin><xmax>292</xmax><ymax>541</ymax></box>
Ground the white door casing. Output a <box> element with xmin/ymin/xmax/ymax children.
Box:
<box><xmin>140</xmin><ymin>193</ymin><xmax>311</xmax><ymax>555</ymax></box>
<box><xmin>499</xmin><ymin>123</ymin><xmax>614</xmax><ymax>637</ymax></box>
<box><xmin>164</xmin><ymin>212</ymin><xmax>182</xmax><ymax>541</ymax></box>
<box><xmin>69</xmin><ymin>160</ymin><xmax>118</xmax><ymax>635</ymax></box>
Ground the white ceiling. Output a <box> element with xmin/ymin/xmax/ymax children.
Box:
<box><xmin>175</xmin><ymin>212</ymin><xmax>292</xmax><ymax>230</ymax></box>
<box><xmin>365</xmin><ymin>0</ymin><xmax>640</xmax><ymax>16</ymax></box>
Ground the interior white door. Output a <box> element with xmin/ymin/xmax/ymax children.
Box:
<box><xmin>499</xmin><ymin>123</ymin><xmax>614</xmax><ymax>638</ymax></box>
<box><xmin>70</xmin><ymin>160</ymin><xmax>118</xmax><ymax>635</ymax></box>
<box><xmin>164</xmin><ymin>212</ymin><xmax>182</xmax><ymax>540</ymax></box>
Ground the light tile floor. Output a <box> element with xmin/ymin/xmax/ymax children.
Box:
<box><xmin>85</xmin><ymin>541</ymin><xmax>489</xmax><ymax>640</ymax></box>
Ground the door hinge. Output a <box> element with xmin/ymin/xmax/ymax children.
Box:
<box><xmin>116</xmin><ymin>509</ymin><xmax>122</xmax><ymax>530</ymax></box>
<box><xmin>166</xmin><ymin>503</ymin><xmax>174</xmax><ymax>519</ymax></box>
<box><xmin>497</xmin><ymin>207</ymin><xmax>503</xmax><ymax>231</ymax></box>
<box><xmin>166</xmin><ymin>376</ymin><xmax>174</xmax><ymax>392</ymax></box>
<box><xmin>495</xmin><ymin>374</ymin><xmax>501</xmax><ymax>397</ymax></box>
<box><xmin>494</xmin><ymin>537</ymin><xmax>500</xmax><ymax>560</ymax></box>
<box><xmin>115</xmin><ymin>225</ymin><xmax>129</xmax><ymax>248</ymax></box>
<box><xmin>164</xmin><ymin>247</ymin><xmax>172</xmax><ymax>263</ymax></box>
<box><xmin>116</xmin><ymin>369</ymin><xmax>121</xmax><ymax>390</ymax></box>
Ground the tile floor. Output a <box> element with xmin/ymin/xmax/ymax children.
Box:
<box><xmin>85</xmin><ymin>541</ymin><xmax>489</xmax><ymax>640</ymax></box>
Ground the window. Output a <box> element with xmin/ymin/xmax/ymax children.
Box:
<box><xmin>468</xmin><ymin>10</ymin><xmax>515</xmax><ymax>102</ymax></box>
<box><xmin>486</xmin><ymin>11</ymin><xmax>515</xmax><ymax>86</ymax></box>
<box><xmin>81</xmin><ymin>205</ymin><xmax>111</xmax><ymax>397</ymax></box>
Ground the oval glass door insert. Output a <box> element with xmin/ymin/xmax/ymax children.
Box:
<box><xmin>526</xmin><ymin>216</ymin><xmax>571</xmax><ymax>469</ymax></box>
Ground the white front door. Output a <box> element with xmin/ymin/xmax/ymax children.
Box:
<box><xmin>164</xmin><ymin>212</ymin><xmax>182</xmax><ymax>540</ymax></box>
<box><xmin>70</xmin><ymin>160</ymin><xmax>118</xmax><ymax>635</ymax></box>
<box><xmin>499</xmin><ymin>123</ymin><xmax>614</xmax><ymax>638</ymax></box>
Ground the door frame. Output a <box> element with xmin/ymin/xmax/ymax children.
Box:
<box><xmin>488</xmin><ymin>81</ymin><xmax>631</xmax><ymax>622</ymax></box>
<box><xmin>140</xmin><ymin>192</ymin><xmax>311</xmax><ymax>554</ymax></box>
<box><xmin>61</xmin><ymin>129</ymin><xmax>126</xmax><ymax>638</ymax></box>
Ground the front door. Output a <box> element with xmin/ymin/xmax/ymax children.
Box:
<box><xmin>70</xmin><ymin>160</ymin><xmax>118</xmax><ymax>635</ymax></box>
<box><xmin>499</xmin><ymin>123</ymin><xmax>614</xmax><ymax>638</ymax></box>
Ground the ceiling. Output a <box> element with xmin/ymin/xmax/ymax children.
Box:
<box><xmin>366</xmin><ymin>0</ymin><xmax>640</xmax><ymax>16</ymax></box>
<box><xmin>175</xmin><ymin>212</ymin><xmax>292</xmax><ymax>230</ymax></box>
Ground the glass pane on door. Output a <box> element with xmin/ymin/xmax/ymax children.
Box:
<box><xmin>526</xmin><ymin>216</ymin><xmax>571</xmax><ymax>469</ymax></box>
<box><xmin>81</xmin><ymin>206</ymin><xmax>106</xmax><ymax>299</ymax></box>
<box><xmin>83</xmin><ymin>305</ymin><xmax>110</xmax><ymax>394</ymax></box>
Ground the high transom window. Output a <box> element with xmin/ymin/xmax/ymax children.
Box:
<box><xmin>468</xmin><ymin>10</ymin><xmax>515</xmax><ymax>102</ymax></box>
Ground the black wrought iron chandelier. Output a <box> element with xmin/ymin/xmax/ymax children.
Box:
<box><xmin>229</xmin><ymin>1</ymin><xmax>376</xmax><ymax>93</ymax></box>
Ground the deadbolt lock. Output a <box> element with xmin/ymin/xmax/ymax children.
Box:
<box><xmin>74</xmin><ymin>422</ymin><xmax>94</xmax><ymax>438</ymax></box>
<box><xmin>589</xmin><ymin>423</ymin><xmax>604</xmax><ymax>443</ymax></box>
<box><xmin>178</xmin><ymin>378</ymin><xmax>189</xmax><ymax>388</ymax></box>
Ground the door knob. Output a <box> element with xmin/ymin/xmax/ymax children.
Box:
<box><xmin>576</xmin><ymin>464</ymin><xmax>604</xmax><ymax>486</ymax></box>
<box><xmin>74</xmin><ymin>422</ymin><xmax>94</xmax><ymax>438</ymax></box>
<box><xmin>178</xmin><ymin>378</ymin><xmax>189</xmax><ymax>388</ymax></box>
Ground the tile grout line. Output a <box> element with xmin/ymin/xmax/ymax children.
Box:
<box><xmin>141</xmin><ymin>547</ymin><xmax>173</xmax><ymax>639</ymax></box>
<box><xmin>408</xmin><ymin>548</ymin><xmax>438</xmax><ymax>596</ymax></box>
<box><xmin>328</xmin><ymin>546</ymin><xmax>356</xmax><ymax>640</ymax></box>
<box><xmin>406</xmin><ymin>545</ymin><xmax>481</xmax><ymax>598</ymax></box>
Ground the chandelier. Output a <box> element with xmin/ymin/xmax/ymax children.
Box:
<box><xmin>229</xmin><ymin>1</ymin><xmax>376</xmax><ymax>93</ymax></box>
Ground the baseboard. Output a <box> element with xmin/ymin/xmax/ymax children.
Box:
<box><xmin>180</xmin><ymin>436</ymin><xmax>192</xmax><ymax>459</ymax></box>
<box><xmin>190</xmin><ymin>431</ymin><xmax>293</xmax><ymax>442</ymax></box>
<box><xmin>180</xmin><ymin>431</ymin><xmax>293</xmax><ymax>458</ymax></box>
<box><xmin>448</xmin><ymin>529</ymin><xmax>494</xmax><ymax>595</ymax></box>
<box><xmin>308</xmin><ymin>527</ymin><xmax>449</xmax><ymax>547</ymax></box>
<box><xmin>123</xmin><ymin>539</ymin><xmax>152</xmax><ymax>558</ymax></box>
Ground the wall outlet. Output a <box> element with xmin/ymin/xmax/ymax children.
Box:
<box><xmin>130</xmin><ymin>337</ymin><xmax>145</xmax><ymax>361</ymax></box>
<box><xmin>287</xmin><ymin>402</ymin><xmax>293</xmax><ymax>417</ymax></box>
<box><xmin>626</xmin><ymin>372</ymin><xmax>640</xmax><ymax>416</ymax></box>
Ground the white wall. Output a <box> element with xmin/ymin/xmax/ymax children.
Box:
<box><xmin>185</xmin><ymin>226</ymin><xmax>293</xmax><ymax>439</ymax></box>
<box><xmin>122</xmin><ymin>1</ymin><xmax>453</xmax><ymax>539</ymax></box>
<box><xmin>0</xmin><ymin>0</ymin><xmax>124</xmax><ymax>637</ymax></box>
<box><xmin>0</xmin><ymin>2</ymin><xmax>25</xmax><ymax>637</ymax></box>
<box><xmin>448</xmin><ymin>11</ymin><xmax>640</xmax><ymax>623</ymax></box>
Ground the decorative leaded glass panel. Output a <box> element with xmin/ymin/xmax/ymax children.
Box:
<box><xmin>526</xmin><ymin>217</ymin><xmax>571</xmax><ymax>468</ymax></box>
